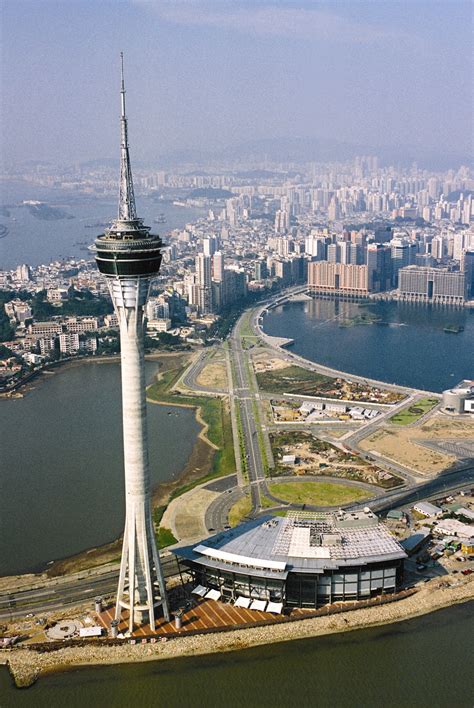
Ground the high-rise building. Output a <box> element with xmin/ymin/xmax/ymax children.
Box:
<box><xmin>59</xmin><ymin>332</ymin><xmax>80</xmax><ymax>355</ymax></box>
<box><xmin>254</xmin><ymin>260</ymin><xmax>268</xmax><ymax>281</ymax></box>
<box><xmin>203</xmin><ymin>236</ymin><xmax>217</xmax><ymax>257</ymax></box>
<box><xmin>390</xmin><ymin>237</ymin><xmax>417</xmax><ymax>286</ymax></box>
<box><xmin>431</xmin><ymin>235</ymin><xmax>445</xmax><ymax>260</ymax></box>
<box><xmin>327</xmin><ymin>243</ymin><xmax>340</xmax><ymax>263</ymax></box>
<box><xmin>212</xmin><ymin>251</ymin><xmax>224</xmax><ymax>282</ymax></box>
<box><xmin>367</xmin><ymin>243</ymin><xmax>392</xmax><ymax>292</ymax></box>
<box><xmin>398</xmin><ymin>266</ymin><xmax>466</xmax><ymax>304</ymax></box>
<box><xmin>461</xmin><ymin>250</ymin><xmax>474</xmax><ymax>298</ymax></box>
<box><xmin>308</xmin><ymin>262</ymin><xmax>369</xmax><ymax>294</ymax></box>
<box><xmin>94</xmin><ymin>56</ymin><xmax>169</xmax><ymax>631</ymax></box>
<box><xmin>195</xmin><ymin>253</ymin><xmax>213</xmax><ymax>314</ymax></box>
<box><xmin>15</xmin><ymin>264</ymin><xmax>31</xmax><ymax>282</ymax></box>
<box><xmin>340</xmin><ymin>241</ymin><xmax>358</xmax><ymax>265</ymax></box>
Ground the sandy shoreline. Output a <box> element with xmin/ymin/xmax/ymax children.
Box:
<box><xmin>4</xmin><ymin>576</ymin><xmax>473</xmax><ymax>688</ymax></box>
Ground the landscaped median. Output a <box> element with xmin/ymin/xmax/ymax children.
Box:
<box><xmin>389</xmin><ymin>397</ymin><xmax>439</xmax><ymax>426</ymax></box>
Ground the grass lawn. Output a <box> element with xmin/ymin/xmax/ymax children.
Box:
<box><xmin>389</xmin><ymin>397</ymin><xmax>438</xmax><ymax>426</ymax></box>
<box><xmin>239</xmin><ymin>310</ymin><xmax>255</xmax><ymax>338</ymax></box>
<box><xmin>156</xmin><ymin>527</ymin><xmax>178</xmax><ymax>549</ymax></box>
<box><xmin>260</xmin><ymin>494</ymin><xmax>277</xmax><ymax>509</ymax></box>
<box><xmin>228</xmin><ymin>494</ymin><xmax>253</xmax><ymax>527</ymax></box>
<box><xmin>268</xmin><ymin>481</ymin><xmax>370</xmax><ymax>506</ymax></box>
<box><xmin>256</xmin><ymin>365</ymin><xmax>332</xmax><ymax>395</ymax></box>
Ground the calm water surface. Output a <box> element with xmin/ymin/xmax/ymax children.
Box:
<box><xmin>262</xmin><ymin>298</ymin><xmax>474</xmax><ymax>392</ymax></box>
<box><xmin>0</xmin><ymin>181</ymin><xmax>205</xmax><ymax>269</ymax></box>
<box><xmin>1</xmin><ymin>602</ymin><xmax>472</xmax><ymax>707</ymax></box>
<box><xmin>0</xmin><ymin>361</ymin><xmax>200</xmax><ymax>575</ymax></box>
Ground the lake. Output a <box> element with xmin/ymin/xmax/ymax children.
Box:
<box><xmin>262</xmin><ymin>297</ymin><xmax>474</xmax><ymax>392</ymax></box>
<box><xmin>0</xmin><ymin>361</ymin><xmax>200</xmax><ymax>576</ymax></box>
<box><xmin>1</xmin><ymin>602</ymin><xmax>472</xmax><ymax>707</ymax></box>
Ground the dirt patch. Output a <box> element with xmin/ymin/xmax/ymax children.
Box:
<box><xmin>252</xmin><ymin>349</ymin><xmax>289</xmax><ymax>373</ymax></box>
<box><xmin>358</xmin><ymin>413</ymin><xmax>471</xmax><ymax>474</ymax></box>
<box><xmin>270</xmin><ymin>432</ymin><xmax>399</xmax><ymax>488</ymax></box>
<box><xmin>196</xmin><ymin>362</ymin><xmax>228</xmax><ymax>390</ymax></box>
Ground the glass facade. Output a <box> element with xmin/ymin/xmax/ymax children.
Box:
<box><xmin>179</xmin><ymin>559</ymin><xmax>404</xmax><ymax>610</ymax></box>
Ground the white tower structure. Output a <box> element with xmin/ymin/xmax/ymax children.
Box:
<box><xmin>94</xmin><ymin>54</ymin><xmax>169</xmax><ymax>632</ymax></box>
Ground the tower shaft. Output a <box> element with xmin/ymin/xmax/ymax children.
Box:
<box><xmin>111</xmin><ymin>278</ymin><xmax>169</xmax><ymax>631</ymax></box>
<box><xmin>94</xmin><ymin>55</ymin><xmax>169</xmax><ymax>633</ymax></box>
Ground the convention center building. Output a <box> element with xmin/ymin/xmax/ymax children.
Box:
<box><xmin>173</xmin><ymin>509</ymin><xmax>407</xmax><ymax>611</ymax></box>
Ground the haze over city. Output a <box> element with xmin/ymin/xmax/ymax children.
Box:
<box><xmin>1</xmin><ymin>0</ymin><xmax>472</xmax><ymax>168</ymax></box>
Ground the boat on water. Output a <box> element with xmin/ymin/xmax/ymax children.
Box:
<box><xmin>443</xmin><ymin>325</ymin><xmax>464</xmax><ymax>334</ymax></box>
<box><xmin>154</xmin><ymin>213</ymin><xmax>167</xmax><ymax>223</ymax></box>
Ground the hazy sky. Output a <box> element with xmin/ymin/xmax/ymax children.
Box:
<box><xmin>1</xmin><ymin>0</ymin><xmax>472</xmax><ymax>166</ymax></box>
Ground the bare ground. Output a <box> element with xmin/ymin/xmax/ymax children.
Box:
<box><xmin>358</xmin><ymin>413</ymin><xmax>474</xmax><ymax>474</ymax></box>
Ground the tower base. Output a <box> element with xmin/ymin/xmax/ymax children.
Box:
<box><xmin>115</xmin><ymin>504</ymin><xmax>170</xmax><ymax>633</ymax></box>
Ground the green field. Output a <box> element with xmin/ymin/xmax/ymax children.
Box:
<box><xmin>155</xmin><ymin>527</ymin><xmax>178</xmax><ymax>549</ymax></box>
<box><xmin>256</xmin><ymin>365</ymin><xmax>332</xmax><ymax>395</ymax></box>
<box><xmin>268</xmin><ymin>481</ymin><xmax>370</xmax><ymax>506</ymax></box>
<box><xmin>389</xmin><ymin>397</ymin><xmax>439</xmax><ymax>426</ymax></box>
<box><xmin>228</xmin><ymin>494</ymin><xmax>253</xmax><ymax>527</ymax></box>
<box><xmin>239</xmin><ymin>310</ymin><xmax>256</xmax><ymax>338</ymax></box>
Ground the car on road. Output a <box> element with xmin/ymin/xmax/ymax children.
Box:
<box><xmin>461</xmin><ymin>569</ymin><xmax>473</xmax><ymax>576</ymax></box>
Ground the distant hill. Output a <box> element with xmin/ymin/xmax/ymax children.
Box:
<box><xmin>186</xmin><ymin>187</ymin><xmax>234</xmax><ymax>199</ymax></box>
<box><xmin>158</xmin><ymin>136</ymin><xmax>471</xmax><ymax>171</ymax></box>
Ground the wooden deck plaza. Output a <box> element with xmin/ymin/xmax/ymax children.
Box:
<box><xmin>97</xmin><ymin>599</ymin><xmax>292</xmax><ymax>638</ymax></box>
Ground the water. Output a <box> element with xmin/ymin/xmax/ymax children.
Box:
<box><xmin>1</xmin><ymin>602</ymin><xmax>472</xmax><ymax>707</ymax></box>
<box><xmin>0</xmin><ymin>361</ymin><xmax>200</xmax><ymax>576</ymax></box>
<box><xmin>262</xmin><ymin>298</ymin><xmax>474</xmax><ymax>392</ymax></box>
<box><xmin>0</xmin><ymin>181</ymin><xmax>205</xmax><ymax>269</ymax></box>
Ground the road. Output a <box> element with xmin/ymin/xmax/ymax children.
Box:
<box><xmin>0</xmin><ymin>556</ymin><xmax>180</xmax><ymax>621</ymax></box>
<box><xmin>228</xmin><ymin>313</ymin><xmax>269</xmax><ymax>512</ymax></box>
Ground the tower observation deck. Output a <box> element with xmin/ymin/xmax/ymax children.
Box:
<box><xmin>94</xmin><ymin>54</ymin><xmax>169</xmax><ymax>631</ymax></box>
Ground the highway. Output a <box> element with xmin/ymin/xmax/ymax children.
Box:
<box><xmin>0</xmin><ymin>556</ymin><xmax>180</xmax><ymax>621</ymax></box>
<box><xmin>229</xmin><ymin>314</ymin><xmax>268</xmax><ymax>512</ymax></box>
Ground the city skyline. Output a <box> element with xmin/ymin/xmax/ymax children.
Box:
<box><xmin>1</xmin><ymin>0</ymin><xmax>472</xmax><ymax>168</ymax></box>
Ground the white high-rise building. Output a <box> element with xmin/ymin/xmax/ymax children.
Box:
<box><xmin>212</xmin><ymin>251</ymin><xmax>225</xmax><ymax>282</ymax></box>
<box><xmin>203</xmin><ymin>236</ymin><xmax>217</xmax><ymax>257</ymax></box>
<box><xmin>196</xmin><ymin>253</ymin><xmax>213</xmax><ymax>314</ymax></box>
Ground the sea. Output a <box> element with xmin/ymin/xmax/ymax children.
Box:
<box><xmin>1</xmin><ymin>602</ymin><xmax>473</xmax><ymax>707</ymax></box>
<box><xmin>0</xmin><ymin>180</ymin><xmax>205</xmax><ymax>270</ymax></box>
<box><xmin>262</xmin><ymin>297</ymin><xmax>474</xmax><ymax>392</ymax></box>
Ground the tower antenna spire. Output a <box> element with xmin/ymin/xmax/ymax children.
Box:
<box><xmin>118</xmin><ymin>51</ymin><xmax>137</xmax><ymax>222</ymax></box>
